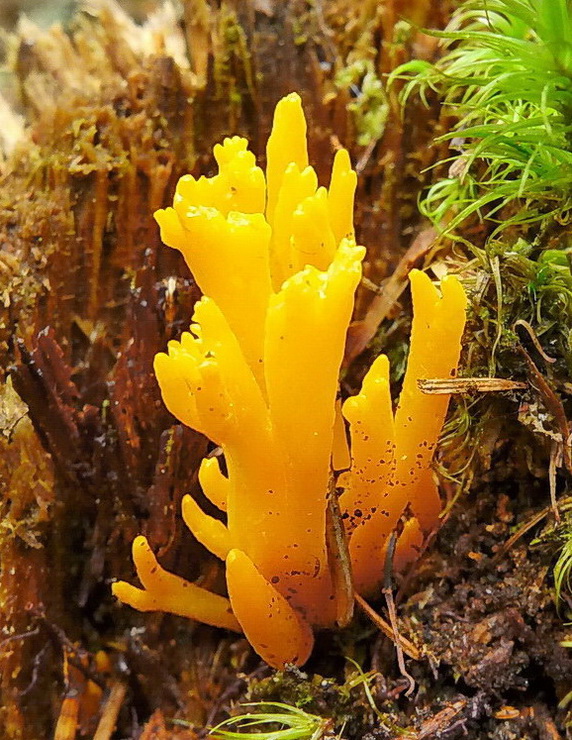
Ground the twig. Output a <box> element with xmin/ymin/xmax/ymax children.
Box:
<box><xmin>355</xmin><ymin>139</ymin><xmax>378</xmax><ymax>175</ymax></box>
<box><xmin>517</xmin><ymin>342</ymin><xmax>572</xmax><ymax>475</ymax></box>
<box><xmin>490</xmin><ymin>499</ymin><xmax>572</xmax><ymax>564</ymax></box>
<box><xmin>514</xmin><ymin>319</ymin><xmax>556</xmax><ymax>364</ymax></box>
<box><xmin>382</xmin><ymin>533</ymin><xmax>415</xmax><ymax>697</ymax></box>
<box><xmin>326</xmin><ymin>469</ymin><xmax>354</xmax><ymax>628</ymax></box>
<box><xmin>93</xmin><ymin>681</ymin><xmax>128</xmax><ymax>740</ymax></box>
<box><xmin>549</xmin><ymin>441</ymin><xmax>562</xmax><ymax>523</ymax></box>
<box><xmin>0</xmin><ymin>625</ymin><xmax>40</xmax><ymax>649</ymax></box>
<box><xmin>19</xmin><ymin>643</ymin><xmax>49</xmax><ymax>697</ymax></box>
<box><xmin>492</xmin><ymin>506</ymin><xmax>550</xmax><ymax>564</ymax></box>
<box><xmin>354</xmin><ymin>594</ymin><xmax>420</xmax><ymax>661</ymax></box>
<box><xmin>418</xmin><ymin>377</ymin><xmax>527</xmax><ymax>394</ymax></box>
<box><xmin>416</xmin><ymin>698</ymin><xmax>468</xmax><ymax>739</ymax></box>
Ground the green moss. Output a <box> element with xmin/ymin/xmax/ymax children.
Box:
<box><xmin>393</xmin><ymin>0</ymin><xmax>572</xmax><ymax>237</ymax></box>
<box><xmin>335</xmin><ymin>59</ymin><xmax>388</xmax><ymax>146</ymax></box>
<box><xmin>214</xmin><ymin>8</ymin><xmax>255</xmax><ymax>107</ymax></box>
<box><xmin>208</xmin><ymin>702</ymin><xmax>330</xmax><ymax>740</ymax></box>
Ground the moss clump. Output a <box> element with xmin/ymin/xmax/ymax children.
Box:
<box><xmin>394</xmin><ymin>0</ymin><xmax>572</xmax><ymax>236</ymax></box>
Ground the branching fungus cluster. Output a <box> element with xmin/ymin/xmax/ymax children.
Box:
<box><xmin>112</xmin><ymin>94</ymin><xmax>467</xmax><ymax>668</ymax></box>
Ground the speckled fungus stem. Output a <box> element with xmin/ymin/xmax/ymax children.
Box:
<box><xmin>112</xmin><ymin>93</ymin><xmax>467</xmax><ymax>668</ymax></box>
<box><xmin>342</xmin><ymin>269</ymin><xmax>467</xmax><ymax>596</ymax></box>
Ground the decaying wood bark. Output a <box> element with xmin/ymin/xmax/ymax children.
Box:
<box><xmin>0</xmin><ymin>1</ymin><xmax>452</xmax><ymax>736</ymax></box>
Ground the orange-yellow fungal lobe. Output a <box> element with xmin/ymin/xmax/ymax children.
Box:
<box><xmin>112</xmin><ymin>537</ymin><xmax>240</xmax><ymax>631</ymax></box>
<box><xmin>393</xmin><ymin>270</ymin><xmax>467</xmax><ymax>531</ymax></box>
<box><xmin>173</xmin><ymin>136</ymin><xmax>266</xmax><ymax>216</ymax></box>
<box><xmin>198</xmin><ymin>457</ymin><xmax>229</xmax><ymax>512</ymax></box>
<box><xmin>341</xmin><ymin>354</ymin><xmax>395</xmax><ymax>533</ymax></box>
<box><xmin>226</xmin><ymin>549</ymin><xmax>314</xmax><ymax>669</ymax></box>
<box><xmin>153</xmin><ymin>348</ymin><xmax>200</xmax><ymax>431</ymax></box>
<box><xmin>289</xmin><ymin>187</ymin><xmax>337</xmax><ymax>273</ymax></box>
<box><xmin>156</xmin><ymin>209</ymin><xmax>273</xmax><ymax>384</ymax></box>
<box><xmin>269</xmin><ymin>162</ymin><xmax>318</xmax><ymax>287</ymax></box>
<box><xmin>181</xmin><ymin>495</ymin><xmax>234</xmax><ymax>561</ymax></box>
<box><xmin>265</xmin><ymin>92</ymin><xmax>309</xmax><ymax>226</ymax></box>
<box><xmin>328</xmin><ymin>148</ymin><xmax>357</xmax><ymax>244</ymax></box>
<box><xmin>393</xmin><ymin>517</ymin><xmax>425</xmax><ymax>573</ymax></box>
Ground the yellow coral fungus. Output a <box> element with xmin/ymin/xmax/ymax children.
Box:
<box><xmin>113</xmin><ymin>93</ymin><xmax>467</xmax><ymax>668</ymax></box>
